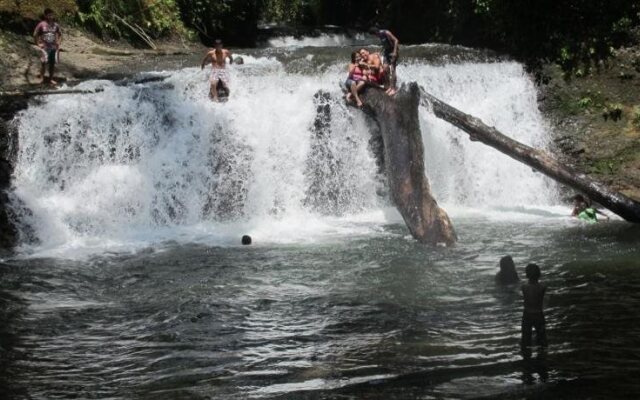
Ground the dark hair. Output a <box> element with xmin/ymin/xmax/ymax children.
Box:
<box><xmin>525</xmin><ymin>263</ymin><xmax>541</xmax><ymax>281</ymax></box>
<box><xmin>44</xmin><ymin>8</ymin><xmax>54</xmax><ymax>15</ymax></box>
<box><xmin>351</xmin><ymin>51</ymin><xmax>359</xmax><ymax>63</ymax></box>
<box><xmin>497</xmin><ymin>255</ymin><xmax>519</xmax><ymax>284</ymax></box>
<box><xmin>369</xmin><ymin>26</ymin><xmax>380</xmax><ymax>35</ymax></box>
<box><xmin>573</xmin><ymin>194</ymin><xmax>585</xmax><ymax>203</ymax></box>
<box><xmin>241</xmin><ymin>235</ymin><xmax>252</xmax><ymax>245</ymax></box>
<box><xmin>214</xmin><ymin>39</ymin><xmax>223</xmax><ymax>46</ymax></box>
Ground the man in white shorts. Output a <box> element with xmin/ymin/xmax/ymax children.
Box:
<box><xmin>200</xmin><ymin>39</ymin><xmax>233</xmax><ymax>102</ymax></box>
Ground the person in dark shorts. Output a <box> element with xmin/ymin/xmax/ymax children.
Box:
<box><xmin>369</xmin><ymin>27</ymin><xmax>399</xmax><ymax>95</ymax></box>
<box><xmin>521</xmin><ymin>263</ymin><xmax>547</xmax><ymax>355</ymax></box>
<box><xmin>33</xmin><ymin>8</ymin><xmax>62</xmax><ymax>85</ymax></box>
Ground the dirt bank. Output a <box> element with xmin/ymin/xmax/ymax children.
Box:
<box><xmin>539</xmin><ymin>45</ymin><xmax>640</xmax><ymax>201</ymax></box>
<box><xmin>0</xmin><ymin>27</ymin><xmax>203</xmax><ymax>90</ymax></box>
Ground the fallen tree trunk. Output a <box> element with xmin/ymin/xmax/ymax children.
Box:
<box><xmin>0</xmin><ymin>88</ymin><xmax>105</xmax><ymax>98</ymax></box>
<box><xmin>361</xmin><ymin>83</ymin><xmax>457</xmax><ymax>245</ymax></box>
<box><xmin>419</xmin><ymin>87</ymin><xmax>640</xmax><ymax>222</ymax></box>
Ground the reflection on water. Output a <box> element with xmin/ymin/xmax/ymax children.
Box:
<box><xmin>1</xmin><ymin>219</ymin><xmax>640</xmax><ymax>399</ymax></box>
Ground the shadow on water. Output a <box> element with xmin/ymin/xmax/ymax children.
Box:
<box><xmin>0</xmin><ymin>264</ymin><xmax>29</xmax><ymax>399</ymax></box>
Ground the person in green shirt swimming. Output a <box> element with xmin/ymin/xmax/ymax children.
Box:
<box><xmin>571</xmin><ymin>194</ymin><xmax>609</xmax><ymax>223</ymax></box>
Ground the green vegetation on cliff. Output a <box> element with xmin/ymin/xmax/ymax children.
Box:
<box><xmin>2</xmin><ymin>0</ymin><xmax>638</xmax><ymax>70</ymax></box>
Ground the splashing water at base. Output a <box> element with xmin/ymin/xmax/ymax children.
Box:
<box><xmin>11</xmin><ymin>48</ymin><xmax>558</xmax><ymax>256</ymax></box>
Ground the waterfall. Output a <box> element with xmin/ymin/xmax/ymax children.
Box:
<box><xmin>410</xmin><ymin>61</ymin><xmax>557</xmax><ymax>207</ymax></box>
<box><xmin>10</xmin><ymin>51</ymin><xmax>557</xmax><ymax>254</ymax></box>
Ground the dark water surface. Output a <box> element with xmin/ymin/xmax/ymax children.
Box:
<box><xmin>2</xmin><ymin>218</ymin><xmax>640</xmax><ymax>399</ymax></box>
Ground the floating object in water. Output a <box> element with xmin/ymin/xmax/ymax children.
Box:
<box><xmin>241</xmin><ymin>235</ymin><xmax>252</xmax><ymax>245</ymax></box>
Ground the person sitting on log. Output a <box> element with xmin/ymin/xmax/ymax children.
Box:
<box><xmin>571</xmin><ymin>194</ymin><xmax>609</xmax><ymax>223</ymax></box>
<box><xmin>345</xmin><ymin>51</ymin><xmax>369</xmax><ymax>108</ymax></box>
<box><xmin>358</xmin><ymin>48</ymin><xmax>387</xmax><ymax>91</ymax></box>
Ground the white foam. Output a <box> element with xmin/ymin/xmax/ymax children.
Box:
<box><xmin>11</xmin><ymin>55</ymin><xmax>560</xmax><ymax>258</ymax></box>
<box><xmin>267</xmin><ymin>33</ymin><xmax>366</xmax><ymax>48</ymax></box>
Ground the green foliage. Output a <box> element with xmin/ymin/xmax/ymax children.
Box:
<box><xmin>175</xmin><ymin>0</ymin><xmax>260</xmax><ymax>46</ymax></box>
<box><xmin>76</xmin><ymin>0</ymin><xmax>185</xmax><ymax>41</ymax></box>
<box><xmin>0</xmin><ymin>0</ymin><xmax>77</xmax><ymax>20</ymax></box>
<box><xmin>578</xmin><ymin>97</ymin><xmax>593</xmax><ymax>109</ymax></box>
<box><xmin>602</xmin><ymin>103</ymin><xmax>624</xmax><ymax>122</ymax></box>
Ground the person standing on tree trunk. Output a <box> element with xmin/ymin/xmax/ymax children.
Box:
<box><xmin>201</xmin><ymin>39</ymin><xmax>233</xmax><ymax>102</ymax></box>
<box><xmin>33</xmin><ymin>8</ymin><xmax>62</xmax><ymax>86</ymax></box>
<box><xmin>370</xmin><ymin>27</ymin><xmax>399</xmax><ymax>95</ymax></box>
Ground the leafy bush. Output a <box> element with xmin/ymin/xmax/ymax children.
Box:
<box><xmin>76</xmin><ymin>0</ymin><xmax>185</xmax><ymax>41</ymax></box>
<box><xmin>0</xmin><ymin>0</ymin><xmax>77</xmax><ymax>20</ymax></box>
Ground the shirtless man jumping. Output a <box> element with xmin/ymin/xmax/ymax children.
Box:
<box><xmin>201</xmin><ymin>39</ymin><xmax>233</xmax><ymax>102</ymax></box>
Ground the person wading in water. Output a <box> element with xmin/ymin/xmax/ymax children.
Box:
<box><xmin>201</xmin><ymin>39</ymin><xmax>233</xmax><ymax>102</ymax></box>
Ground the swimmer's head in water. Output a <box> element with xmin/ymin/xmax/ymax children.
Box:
<box><xmin>214</xmin><ymin>39</ymin><xmax>223</xmax><ymax>49</ymax></box>
<box><xmin>498</xmin><ymin>255</ymin><xmax>519</xmax><ymax>283</ymax></box>
<box><xmin>525</xmin><ymin>263</ymin><xmax>541</xmax><ymax>282</ymax></box>
<box><xmin>241</xmin><ymin>235</ymin><xmax>252</xmax><ymax>245</ymax></box>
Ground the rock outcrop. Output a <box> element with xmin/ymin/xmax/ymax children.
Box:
<box><xmin>0</xmin><ymin>117</ymin><xmax>18</xmax><ymax>251</ymax></box>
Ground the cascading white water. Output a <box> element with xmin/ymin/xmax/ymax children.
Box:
<box><xmin>406</xmin><ymin>61</ymin><xmax>557</xmax><ymax>207</ymax></box>
<box><xmin>267</xmin><ymin>33</ymin><xmax>366</xmax><ymax>47</ymax></box>
<box><xmin>10</xmin><ymin>51</ymin><xmax>558</xmax><ymax>255</ymax></box>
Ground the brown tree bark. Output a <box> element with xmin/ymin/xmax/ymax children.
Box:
<box><xmin>361</xmin><ymin>83</ymin><xmax>457</xmax><ymax>245</ymax></box>
<box><xmin>420</xmin><ymin>87</ymin><xmax>640</xmax><ymax>222</ymax></box>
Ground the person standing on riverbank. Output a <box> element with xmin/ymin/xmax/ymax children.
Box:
<box><xmin>521</xmin><ymin>263</ymin><xmax>547</xmax><ymax>356</ymax></box>
<box><xmin>201</xmin><ymin>39</ymin><xmax>233</xmax><ymax>102</ymax></box>
<box><xmin>369</xmin><ymin>27</ymin><xmax>399</xmax><ymax>95</ymax></box>
<box><xmin>33</xmin><ymin>8</ymin><xmax>62</xmax><ymax>86</ymax></box>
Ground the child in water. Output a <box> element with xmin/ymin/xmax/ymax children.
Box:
<box><xmin>571</xmin><ymin>194</ymin><xmax>609</xmax><ymax>223</ymax></box>
<box><xmin>521</xmin><ymin>263</ymin><xmax>547</xmax><ymax>353</ymax></box>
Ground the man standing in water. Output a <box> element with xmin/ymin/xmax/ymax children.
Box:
<box><xmin>369</xmin><ymin>27</ymin><xmax>399</xmax><ymax>95</ymax></box>
<box><xmin>521</xmin><ymin>263</ymin><xmax>547</xmax><ymax>357</ymax></box>
<box><xmin>33</xmin><ymin>8</ymin><xmax>62</xmax><ymax>86</ymax></box>
<box><xmin>201</xmin><ymin>39</ymin><xmax>233</xmax><ymax>102</ymax></box>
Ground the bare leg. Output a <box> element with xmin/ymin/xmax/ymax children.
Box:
<box><xmin>351</xmin><ymin>81</ymin><xmax>365</xmax><ymax>107</ymax></box>
<box><xmin>209</xmin><ymin>81</ymin><xmax>218</xmax><ymax>101</ymax></box>
<box><xmin>220</xmin><ymin>80</ymin><xmax>230</xmax><ymax>97</ymax></box>
<box><xmin>386</xmin><ymin>65</ymin><xmax>397</xmax><ymax>96</ymax></box>
<box><xmin>39</xmin><ymin>63</ymin><xmax>46</xmax><ymax>84</ymax></box>
<box><xmin>49</xmin><ymin>62</ymin><xmax>57</xmax><ymax>86</ymax></box>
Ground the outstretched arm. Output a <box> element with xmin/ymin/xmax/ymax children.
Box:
<box><xmin>385</xmin><ymin>31</ymin><xmax>399</xmax><ymax>56</ymax></box>
<box><xmin>56</xmin><ymin>25</ymin><xmax>62</xmax><ymax>48</ymax></box>
<box><xmin>227</xmin><ymin>50</ymin><xmax>233</xmax><ymax>64</ymax></box>
<box><xmin>201</xmin><ymin>52</ymin><xmax>211</xmax><ymax>69</ymax></box>
<box><xmin>33</xmin><ymin>24</ymin><xmax>41</xmax><ymax>46</ymax></box>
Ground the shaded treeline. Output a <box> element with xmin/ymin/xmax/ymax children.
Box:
<box><xmin>1</xmin><ymin>0</ymin><xmax>638</xmax><ymax>70</ymax></box>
